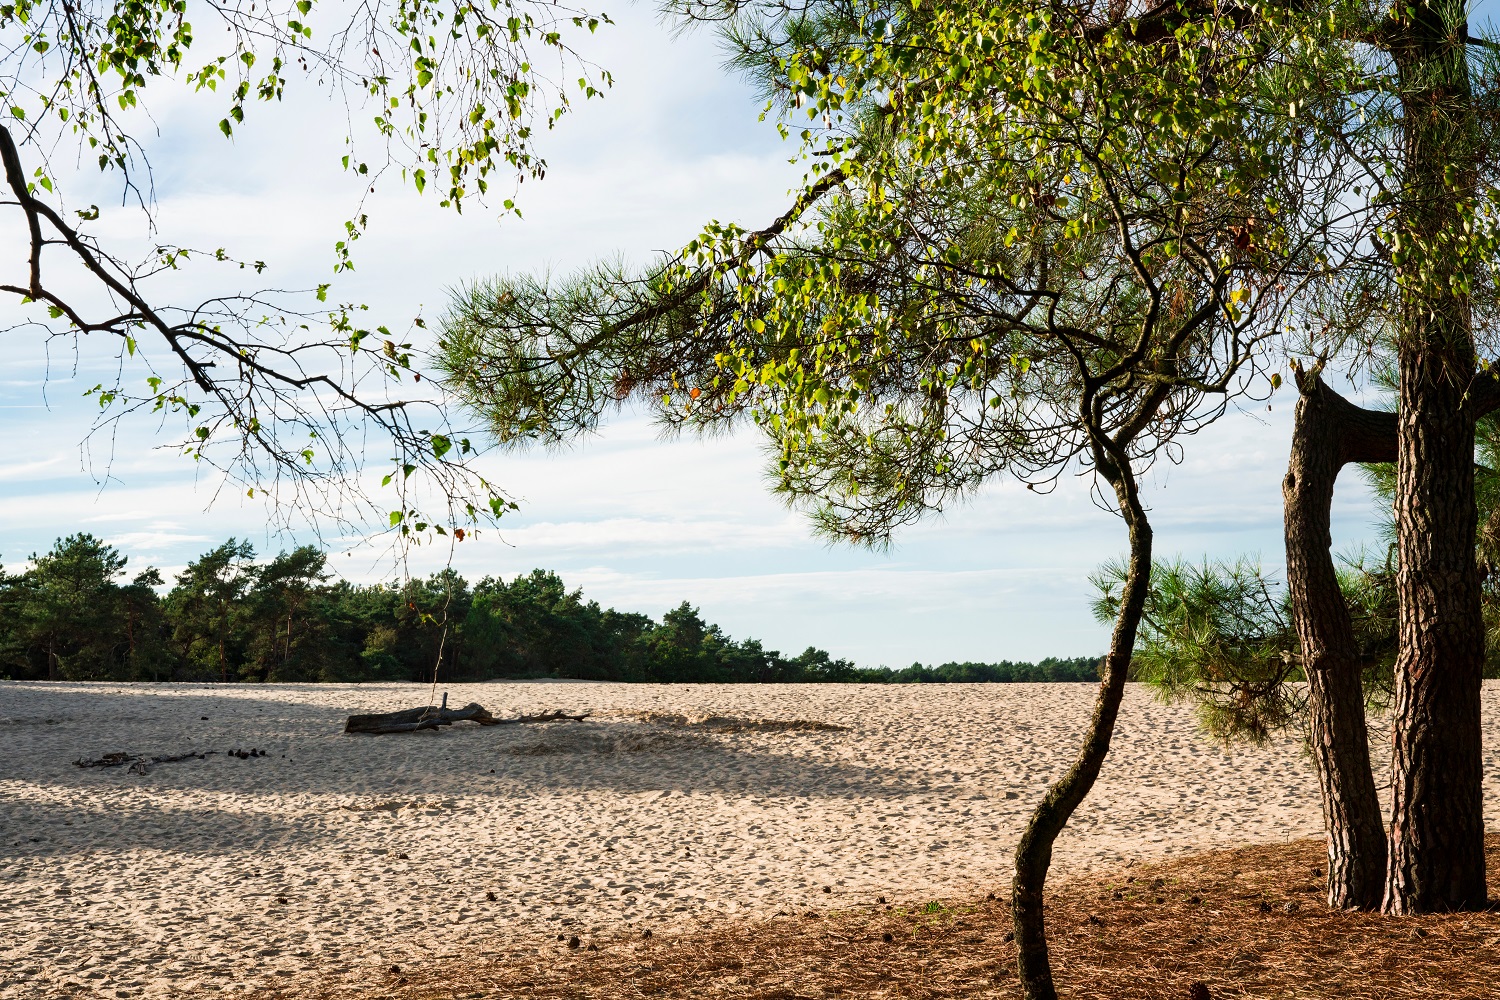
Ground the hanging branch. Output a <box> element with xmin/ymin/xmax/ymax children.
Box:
<box><xmin>0</xmin><ymin>0</ymin><xmax>615</xmax><ymax>541</ymax></box>
<box><xmin>0</xmin><ymin>122</ymin><xmax>509</xmax><ymax>538</ymax></box>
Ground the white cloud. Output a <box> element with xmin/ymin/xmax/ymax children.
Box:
<box><xmin>0</xmin><ymin>455</ymin><xmax>73</xmax><ymax>481</ymax></box>
<box><xmin>103</xmin><ymin>529</ymin><xmax>220</xmax><ymax>551</ymax></box>
<box><xmin>79</xmin><ymin>510</ymin><xmax>162</xmax><ymax>523</ymax></box>
<box><xmin>497</xmin><ymin>515</ymin><xmax>807</xmax><ymax>554</ymax></box>
<box><xmin>0</xmin><ymin>5</ymin><xmax>1390</xmax><ymax>665</ymax></box>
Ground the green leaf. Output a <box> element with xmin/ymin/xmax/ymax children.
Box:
<box><xmin>390</xmin><ymin>511</ymin><xmax>405</xmax><ymax>526</ymax></box>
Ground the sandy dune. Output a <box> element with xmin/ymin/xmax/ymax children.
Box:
<box><xmin>2</xmin><ymin>681</ymin><xmax>1497</xmax><ymax>998</ymax></box>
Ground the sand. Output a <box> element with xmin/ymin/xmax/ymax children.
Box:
<box><xmin>2</xmin><ymin>680</ymin><xmax>1497</xmax><ymax>999</ymax></box>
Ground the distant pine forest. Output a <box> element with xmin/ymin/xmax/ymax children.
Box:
<box><xmin>0</xmin><ymin>534</ymin><xmax>1101</xmax><ymax>685</ymax></box>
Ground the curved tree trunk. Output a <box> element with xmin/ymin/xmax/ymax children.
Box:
<box><xmin>1012</xmin><ymin>445</ymin><xmax>1150</xmax><ymax>1000</ymax></box>
<box><xmin>1385</xmin><ymin>0</ymin><xmax>1489</xmax><ymax>913</ymax></box>
<box><xmin>1283</xmin><ymin>369</ymin><xmax>1395</xmax><ymax>910</ymax></box>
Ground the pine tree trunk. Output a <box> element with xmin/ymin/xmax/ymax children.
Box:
<box><xmin>1386</xmin><ymin>349</ymin><xmax>1489</xmax><ymax>911</ymax></box>
<box><xmin>1384</xmin><ymin>0</ymin><xmax>1489</xmax><ymax>913</ymax></box>
<box><xmin>1012</xmin><ymin>447</ymin><xmax>1150</xmax><ymax>1000</ymax></box>
<box><xmin>1283</xmin><ymin>370</ymin><xmax>1395</xmax><ymax>910</ymax></box>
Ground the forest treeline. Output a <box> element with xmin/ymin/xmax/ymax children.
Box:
<box><xmin>0</xmin><ymin>534</ymin><xmax>1100</xmax><ymax>685</ymax></box>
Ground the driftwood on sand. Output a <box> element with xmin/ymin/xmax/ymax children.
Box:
<box><xmin>344</xmin><ymin>695</ymin><xmax>590</xmax><ymax>735</ymax></box>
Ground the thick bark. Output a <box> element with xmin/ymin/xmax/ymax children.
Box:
<box><xmin>1283</xmin><ymin>369</ymin><xmax>1396</xmax><ymax>910</ymax></box>
<box><xmin>1384</xmin><ymin>0</ymin><xmax>1490</xmax><ymax>913</ymax></box>
<box><xmin>1386</xmin><ymin>349</ymin><xmax>1489</xmax><ymax>911</ymax></box>
<box><xmin>1012</xmin><ymin>448</ymin><xmax>1151</xmax><ymax>1000</ymax></box>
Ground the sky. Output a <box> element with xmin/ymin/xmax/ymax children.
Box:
<box><xmin>0</xmin><ymin>3</ymin><xmax>1389</xmax><ymax>668</ymax></box>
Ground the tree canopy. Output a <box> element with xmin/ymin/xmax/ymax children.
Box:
<box><xmin>432</xmin><ymin>0</ymin><xmax>1500</xmax><ymax>980</ymax></box>
<box><xmin>1</xmin><ymin>0</ymin><xmax>612</xmax><ymax>534</ymax></box>
<box><xmin>437</xmin><ymin>0</ymin><xmax>1334</xmax><ymax>531</ymax></box>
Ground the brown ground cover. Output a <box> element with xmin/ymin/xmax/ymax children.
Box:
<box><xmin>286</xmin><ymin>833</ymin><xmax>1500</xmax><ymax>1000</ymax></box>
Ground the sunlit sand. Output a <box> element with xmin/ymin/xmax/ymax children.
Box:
<box><xmin>3</xmin><ymin>681</ymin><xmax>1497</xmax><ymax>998</ymax></box>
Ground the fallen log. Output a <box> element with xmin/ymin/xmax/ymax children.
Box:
<box><xmin>344</xmin><ymin>695</ymin><xmax>589</xmax><ymax>735</ymax></box>
<box><xmin>344</xmin><ymin>701</ymin><xmax>495</xmax><ymax>734</ymax></box>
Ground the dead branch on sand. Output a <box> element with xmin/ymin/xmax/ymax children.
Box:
<box><xmin>344</xmin><ymin>696</ymin><xmax>590</xmax><ymax>735</ymax></box>
<box><xmin>72</xmin><ymin>749</ymin><xmax>266</xmax><ymax>775</ymax></box>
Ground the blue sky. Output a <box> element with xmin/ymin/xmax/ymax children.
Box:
<box><xmin>0</xmin><ymin>4</ymin><xmax>1387</xmax><ymax>667</ymax></box>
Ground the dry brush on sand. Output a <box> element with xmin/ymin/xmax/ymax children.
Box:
<box><xmin>281</xmin><ymin>835</ymin><xmax>1500</xmax><ymax>1000</ymax></box>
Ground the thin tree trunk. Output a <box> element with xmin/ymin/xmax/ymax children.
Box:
<box><xmin>1283</xmin><ymin>368</ymin><xmax>1395</xmax><ymax>910</ymax></box>
<box><xmin>1385</xmin><ymin>0</ymin><xmax>1489</xmax><ymax>913</ymax></box>
<box><xmin>1012</xmin><ymin>445</ymin><xmax>1150</xmax><ymax>1000</ymax></box>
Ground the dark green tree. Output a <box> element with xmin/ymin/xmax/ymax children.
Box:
<box><xmin>244</xmin><ymin>546</ymin><xmax>337</xmax><ymax>681</ymax></box>
<box><xmin>464</xmin><ymin>569</ymin><xmax>652</xmax><ymax>680</ymax></box>
<box><xmin>22</xmin><ymin>534</ymin><xmax>130</xmax><ymax>680</ymax></box>
<box><xmin>395</xmin><ymin>568</ymin><xmax>473</xmax><ymax>682</ymax></box>
<box><xmin>0</xmin><ymin>531</ymin><xmax>1113</xmax><ymax>685</ymax></box>
<box><xmin>167</xmin><ymin>539</ymin><xmax>258</xmax><ymax>682</ymax></box>
<box><xmin>0</xmin><ymin>563</ymin><xmax>25</xmax><ymax>677</ymax></box>
<box><xmin>1094</xmin><ymin>556</ymin><xmax>1400</xmax><ymax>738</ymax></box>
<box><xmin>119</xmin><ymin>567</ymin><xmax>174</xmax><ymax>680</ymax></box>
<box><xmin>642</xmin><ymin>603</ymin><xmax>720</xmax><ymax>682</ymax></box>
